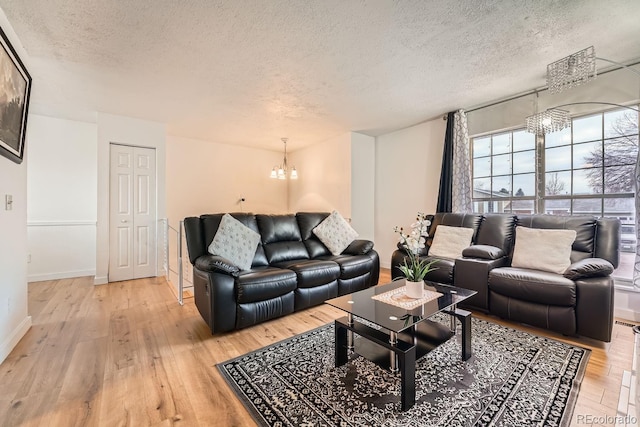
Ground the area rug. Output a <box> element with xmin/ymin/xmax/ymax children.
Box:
<box><xmin>218</xmin><ymin>314</ymin><xmax>589</xmax><ymax>426</ymax></box>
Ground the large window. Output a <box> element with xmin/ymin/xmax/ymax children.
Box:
<box><xmin>471</xmin><ymin>107</ymin><xmax>639</xmax><ymax>283</ymax></box>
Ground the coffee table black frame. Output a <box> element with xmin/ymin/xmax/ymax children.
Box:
<box><xmin>326</xmin><ymin>280</ymin><xmax>476</xmax><ymax>411</ymax></box>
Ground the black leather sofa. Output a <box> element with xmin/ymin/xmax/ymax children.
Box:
<box><xmin>391</xmin><ymin>213</ymin><xmax>620</xmax><ymax>342</ymax></box>
<box><xmin>184</xmin><ymin>212</ymin><xmax>380</xmax><ymax>333</ymax></box>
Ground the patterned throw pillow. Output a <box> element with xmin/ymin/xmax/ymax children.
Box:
<box><xmin>313</xmin><ymin>211</ymin><xmax>359</xmax><ymax>256</ymax></box>
<box><xmin>208</xmin><ymin>214</ymin><xmax>261</xmax><ymax>270</ymax></box>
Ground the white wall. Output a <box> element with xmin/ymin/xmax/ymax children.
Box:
<box><xmin>0</xmin><ymin>9</ymin><xmax>31</xmax><ymax>364</ymax></box>
<box><xmin>351</xmin><ymin>132</ymin><xmax>375</xmax><ymax>240</ymax></box>
<box><xmin>288</xmin><ymin>133</ymin><xmax>352</xmax><ymax>217</ymax></box>
<box><xmin>375</xmin><ymin>118</ymin><xmax>446</xmax><ymax>269</ymax></box>
<box><xmin>26</xmin><ymin>115</ymin><xmax>97</xmax><ymax>281</ymax></box>
<box><xmin>95</xmin><ymin>113</ymin><xmax>166</xmax><ymax>284</ymax></box>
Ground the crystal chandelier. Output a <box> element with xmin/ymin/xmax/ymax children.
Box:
<box><xmin>547</xmin><ymin>46</ymin><xmax>596</xmax><ymax>94</ymax></box>
<box><xmin>270</xmin><ymin>138</ymin><xmax>298</xmax><ymax>180</ymax></box>
<box><xmin>525</xmin><ymin>108</ymin><xmax>570</xmax><ymax>135</ymax></box>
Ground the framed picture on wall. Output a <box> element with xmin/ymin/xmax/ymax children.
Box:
<box><xmin>0</xmin><ymin>25</ymin><xmax>31</xmax><ymax>164</ymax></box>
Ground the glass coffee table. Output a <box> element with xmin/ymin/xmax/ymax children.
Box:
<box><xmin>325</xmin><ymin>279</ymin><xmax>477</xmax><ymax>411</ymax></box>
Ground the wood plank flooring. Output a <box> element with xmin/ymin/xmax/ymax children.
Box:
<box><xmin>0</xmin><ymin>270</ymin><xmax>636</xmax><ymax>426</ymax></box>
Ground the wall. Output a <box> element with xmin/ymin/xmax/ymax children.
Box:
<box><xmin>288</xmin><ymin>133</ymin><xmax>352</xmax><ymax>217</ymax></box>
<box><xmin>350</xmin><ymin>133</ymin><xmax>375</xmax><ymax>240</ymax></box>
<box><xmin>95</xmin><ymin>113</ymin><xmax>166</xmax><ymax>284</ymax></box>
<box><xmin>26</xmin><ymin>115</ymin><xmax>97</xmax><ymax>281</ymax></box>
<box><xmin>0</xmin><ymin>9</ymin><xmax>31</xmax><ymax>364</ymax></box>
<box><xmin>374</xmin><ymin>118</ymin><xmax>446</xmax><ymax>269</ymax></box>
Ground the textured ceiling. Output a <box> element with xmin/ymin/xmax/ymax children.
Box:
<box><xmin>2</xmin><ymin>0</ymin><xmax>640</xmax><ymax>151</ymax></box>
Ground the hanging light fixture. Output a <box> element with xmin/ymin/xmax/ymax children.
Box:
<box><xmin>547</xmin><ymin>46</ymin><xmax>597</xmax><ymax>94</ymax></box>
<box><xmin>270</xmin><ymin>138</ymin><xmax>298</xmax><ymax>180</ymax></box>
<box><xmin>525</xmin><ymin>108</ymin><xmax>571</xmax><ymax>135</ymax></box>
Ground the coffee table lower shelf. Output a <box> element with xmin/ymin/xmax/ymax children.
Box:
<box><xmin>334</xmin><ymin>309</ymin><xmax>472</xmax><ymax>411</ymax></box>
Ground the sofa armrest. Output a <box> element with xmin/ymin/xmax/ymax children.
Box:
<box><xmin>454</xmin><ymin>256</ymin><xmax>509</xmax><ymax>311</ymax></box>
<box><xmin>343</xmin><ymin>239</ymin><xmax>374</xmax><ymax>255</ymax></box>
<box><xmin>195</xmin><ymin>255</ymin><xmax>241</xmax><ymax>277</ymax></box>
<box><xmin>563</xmin><ymin>258</ymin><xmax>614</xmax><ymax>280</ymax></box>
<box><xmin>575</xmin><ymin>276</ymin><xmax>614</xmax><ymax>342</ymax></box>
<box><xmin>461</xmin><ymin>245</ymin><xmax>505</xmax><ymax>260</ymax></box>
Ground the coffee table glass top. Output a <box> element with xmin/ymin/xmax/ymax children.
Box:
<box><xmin>326</xmin><ymin>279</ymin><xmax>476</xmax><ymax>333</ymax></box>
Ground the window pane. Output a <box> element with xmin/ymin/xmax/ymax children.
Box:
<box><xmin>513</xmin><ymin>150</ymin><xmax>535</xmax><ymax>174</ymax></box>
<box><xmin>492</xmin><ymin>133</ymin><xmax>511</xmax><ymax>155</ymax></box>
<box><xmin>512</xmin><ymin>130</ymin><xmax>535</xmax><ymax>152</ymax></box>
<box><xmin>545</xmin><ymin>145</ymin><xmax>571</xmax><ymax>171</ymax></box>
<box><xmin>509</xmin><ymin>199</ymin><xmax>535</xmax><ymax>214</ymax></box>
<box><xmin>605</xmin><ymin>109</ymin><xmax>638</xmax><ymax>138</ymax></box>
<box><xmin>513</xmin><ymin>173</ymin><xmax>535</xmax><ymax>197</ymax></box>
<box><xmin>605</xmin><ymin>165</ymin><xmax>634</xmax><ymax>193</ymax></box>
<box><xmin>473</xmin><ymin>157</ymin><xmax>491</xmax><ymax>178</ymax></box>
<box><xmin>545</xmin><ymin>127</ymin><xmax>571</xmax><ymax>148</ymax></box>
<box><xmin>573</xmin><ymin>141</ymin><xmax>601</xmax><ymax>169</ymax></box>
<box><xmin>573</xmin><ymin>114</ymin><xmax>602</xmax><ymax>143</ymax></box>
<box><xmin>604</xmin><ymin>136</ymin><xmax>638</xmax><ymax>166</ymax></box>
<box><xmin>473</xmin><ymin>137</ymin><xmax>491</xmax><ymax>158</ymax></box>
<box><xmin>573</xmin><ymin>168</ymin><xmax>601</xmax><ymax>195</ymax></box>
<box><xmin>473</xmin><ymin>201</ymin><xmax>491</xmax><ymax>214</ymax></box>
<box><xmin>545</xmin><ymin>171</ymin><xmax>570</xmax><ymax>196</ymax></box>
<box><xmin>473</xmin><ymin>178</ymin><xmax>490</xmax><ymax>196</ymax></box>
<box><xmin>572</xmin><ymin>198</ymin><xmax>602</xmax><ymax>215</ymax></box>
<box><xmin>492</xmin><ymin>175</ymin><xmax>511</xmax><ymax>196</ymax></box>
<box><xmin>492</xmin><ymin>153</ymin><xmax>511</xmax><ymax>176</ymax></box>
<box><xmin>604</xmin><ymin>197</ymin><xmax>634</xmax><ymax>219</ymax></box>
<box><xmin>544</xmin><ymin>199</ymin><xmax>571</xmax><ymax>214</ymax></box>
<box><xmin>491</xmin><ymin>200</ymin><xmax>511</xmax><ymax>213</ymax></box>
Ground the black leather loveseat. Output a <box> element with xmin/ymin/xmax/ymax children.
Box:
<box><xmin>391</xmin><ymin>213</ymin><xmax>620</xmax><ymax>342</ymax></box>
<box><xmin>184</xmin><ymin>212</ymin><xmax>379</xmax><ymax>333</ymax></box>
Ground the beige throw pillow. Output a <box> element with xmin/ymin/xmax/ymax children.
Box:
<box><xmin>313</xmin><ymin>210</ymin><xmax>359</xmax><ymax>256</ymax></box>
<box><xmin>428</xmin><ymin>225</ymin><xmax>474</xmax><ymax>259</ymax></box>
<box><xmin>511</xmin><ymin>226</ymin><xmax>577</xmax><ymax>274</ymax></box>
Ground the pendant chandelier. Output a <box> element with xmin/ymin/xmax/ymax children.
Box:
<box><xmin>270</xmin><ymin>138</ymin><xmax>297</xmax><ymax>180</ymax></box>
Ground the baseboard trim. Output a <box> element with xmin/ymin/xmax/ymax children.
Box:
<box><xmin>0</xmin><ymin>316</ymin><xmax>32</xmax><ymax>364</ymax></box>
<box><xmin>615</xmin><ymin>307</ymin><xmax>640</xmax><ymax>322</ymax></box>
<box><xmin>93</xmin><ymin>276</ymin><xmax>108</xmax><ymax>285</ymax></box>
<box><xmin>28</xmin><ymin>270</ymin><xmax>96</xmax><ymax>282</ymax></box>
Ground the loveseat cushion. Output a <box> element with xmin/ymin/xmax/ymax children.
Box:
<box><xmin>296</xmin><ymin>212</ymin><xmax>332</xmax><ymax>258</ymax></box>
<box><xmin>256</xmin><ymin>214</ymin><xmax>310</xmax><ymax>264</ymax></box>
<box><xmin>489</xmin><ymin>267</ymin><xmax>576</xmax><ymax>306</ymax></box>
<box><xmin>235</xmin><ymin>267</ymin><xmax>297</xmax><ymax>304</ymax></box>
<box><xmin>274</xmin><ymin>259</ymin><xmax>340</xmax><ymax>288</ymax></box>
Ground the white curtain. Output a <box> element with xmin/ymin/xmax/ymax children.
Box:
<box><xmin>451</xmin><ymin>109</ymin><xmax>473</xmax><ymax>213</ymax></box>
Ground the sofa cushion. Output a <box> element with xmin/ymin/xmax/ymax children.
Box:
<box><xmin>511</xmin><ymin>226</ymin><xmax>576</xmax><ymax>274</ymax></box>
<box><xmin>313</xmin><ymin>210</ymin><xmax>359</xmax><ymax>255</ymax></box>
<box><xmin>208</xmin><ymin>214</ymin><xmax>261</xmax><ymax>270</ymax></box>
<box><xmin>423</xmin><ymin>257</ymin><xmax>455</xmax><ymax>284</ymax></box>
<box><xmin>297</xmin><ymin>212</ymin><xmax>332</xmax><ymax>258</ymax></box>
<box><xmin>489</xmin><ymin>267</ymin><xmax>576</xmax><ymax>306</ymax></box>
<box><xmin>319</xmin><ymin>254</ymin><xmax>373</xmax><ymax>280</ymax></box>
<box><xmin>274</xmin><ymin>259</ymin><xmax>340</xmax><ymax>288</ymax></box>
<box><xmin>257</xmin><ymin>214</ymin><xmax>310</xmax><ymax>264</ymax></box>
<box><xmin>429</xmin><ymin>225</ymin><xmax>474</xmax><ymax>259</ymax></box>
<box><xmin>235</xmin><ymin>267</ymin><xmax>297</xmax><ymax>303</ymax></box>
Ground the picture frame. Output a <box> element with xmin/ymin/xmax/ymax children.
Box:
<box><xmin>0</xmin><ymin>25</ymin><xmax>31</xmax><ymax>164</ymax></box>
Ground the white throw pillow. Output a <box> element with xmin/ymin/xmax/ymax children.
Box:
<box><xmin>312</xmin><ymin>210</ymin><xmax>359</xmax><ymax>256</ymax></box>
<box><xmin>428</xmin><ymin>225</ymin><xmax>474</xmax><ymax>259</ymax></box>
<box><xmin>208</xmin><ymin>214</ymin><xmax>261</xmax><ymax>270</ymax></box>
<box><xmin>511</xmin><ymin>226</ymin><xmax>577</xmax><ymax>274</ymax></box>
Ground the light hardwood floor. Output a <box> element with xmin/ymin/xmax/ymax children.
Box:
<box><xmin>0</xmin><ymin>270</ymin><xmax>635</xmax><ymax>426</ymax></box>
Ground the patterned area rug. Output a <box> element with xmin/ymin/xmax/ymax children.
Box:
<box><xmin>218</xmin><ymin>314</ymin><xmax>589</xmax><ymax>426</ymax></box>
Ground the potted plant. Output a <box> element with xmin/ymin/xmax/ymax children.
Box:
<box><xmin>394</xmin><ymin>212</ymin><xmax>439</xmax><ymax>298</ymax></box>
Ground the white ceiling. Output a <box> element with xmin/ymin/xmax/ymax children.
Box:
<box><xmin>2</xmin><ymin>0</ymin><xmax>640</xmax><ymax>151</ymax></box>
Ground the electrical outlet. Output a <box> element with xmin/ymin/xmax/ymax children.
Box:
<box><xmin>5</xmin><ymin>194</ymin><xmax>12</xmax><ymax>211</ymax></box>
<box><xmin>27</xmin><ymin>254</ymin><xmax>31</xmax><ymax>263</ymax></box>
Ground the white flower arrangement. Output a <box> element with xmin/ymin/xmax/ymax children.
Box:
<box><xmin>394</xmin><ymin>212</ymin><xmax>438</xmax><ymax>281</ymax></box>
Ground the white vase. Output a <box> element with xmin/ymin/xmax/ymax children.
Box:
<box><xmin>405</xmin><ymin>279</ymin><xmax>424</xmax><ymax>299</ymax></box>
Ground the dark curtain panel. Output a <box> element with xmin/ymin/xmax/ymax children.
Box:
<box><xmin>436</xmin><ymin>111</ymin><xmax>456</xmax><ymax>213</ymax></box>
